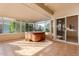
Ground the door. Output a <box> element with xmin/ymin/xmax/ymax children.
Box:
<box><xmin>56</xmin><ymin>18</ymin><xmax>65</xmax><ymax>40</ymax></box>
<box><xmin>66</xmin><ymin>15</ymin><xmax>78</xmax><ymax>43</ymax></box>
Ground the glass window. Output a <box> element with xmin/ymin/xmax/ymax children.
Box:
<box><xmin>0</xmin><ymin>17</ymin><xmax>3</xmax><ymax>33</ymax></box>
<box><xmin>21</xmin><ymin>22</ymin><xmax>25</xmax><ymax>32</ymax></box>
<box><xmin>25</xmin><ymin>23</ymin><xmax>29</xmax><ymax>32</ymax></box>
<box><xmin>34</xmin><ymin>20</ymin><xmax>50</xmax><ymax>32</ymax></box>
<box><xmin>10</xmin><ymin>20</ymin><xmax>16</xmax><ymax>33</ymax></box>
<box><xmin>0</xmin><ymin>17</ymin><xmax>29</xmax><ymax>34</ymax></box>
<box><xmin>25</xmin><ymin>23</ymin><xmax>34</xmax><ymax>32</ymax></box>
<box><xmin>15</xmin><ymin>21</ymin><xmax>20</xmax><ymax>32</ymax></box>
<box><xmin>3</xmin><ymin>17</ymin><xmax>10</xmax><ymax>33</ymax></box>
<box><xmin>28</xmin><ymin>24</ymin><xmax>33</xmax><ymax>32</ymax></box>
<box><xmin>45</xmin><ymin>23</ymin><xmax>50</xmax><ymax>32</ymax></box>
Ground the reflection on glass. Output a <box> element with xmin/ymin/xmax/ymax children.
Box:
<box><xmin>57</xmin><ymin>18</ymin><xmax>65</xmax><ymax>40</ymax></box>
<box><xmin>57</xmin><ymin>23</ymin><xmax>62</xmax><ymax>31</ymax></box>
<box><xmin>69</xmin><ymin>24</ymin><xmax>74</xmax><ymax>29</ymax></box>
<box><xmin>66</xmin><ymin>15</ymin><xmax>78</xmax><ymax>43</ymax></box>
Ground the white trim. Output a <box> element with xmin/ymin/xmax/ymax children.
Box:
<box><xmin>53</xmin><ymin>39</ymin><xmax>66</xmax><ymax>43</ymax></box>
<box><xmin>78</xmin><ymin>15</ymin><xmax>79</xmax><ymax>44</ymax></box>
<box><xmin>49</xmin><ymin>20</ymin><xmax>52</xmax><ymax>33</ymax></box>
<box><xmin>55</xmin><ymin>19</ymin><xmax>57</xmax><ymax>40</ymax></box>
<box><xmin>65</xmin><ymin>17</ymin><xmax>67</xmax><ymax>42</ymax></box>
<box><xmin>55</xmin><ymin>14</ymin><xmax>79</xmax><ymax>20</ymax></box>
<box><xmin>66</xmin><ymin>41</ymin><xmax>78</xmax><ymax>45</ymax></box>
<box><xmin>53</xmin><ymin>39</ymin><xmax>79</xmax><ymax>45</ymax></box>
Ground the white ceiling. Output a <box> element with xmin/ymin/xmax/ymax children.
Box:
<box><xmin>0</xmin><ymin>3</ymin><xmax>51</xmax><ymax>22</ymax></box>
<box><xmin>45</xmin><ymin>3</ymin><xmax>79</xmax><ymax>12</ymax></box>
<box><xmin>0</xmin><ymin>3</ymin><xmax>79</xmax><ymax>22</ymax></box>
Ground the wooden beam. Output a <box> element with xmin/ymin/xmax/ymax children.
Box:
<box><xmin>36</xmin><ymin>3</ymin><xmax>54</xmax><ymax>15</ymax></box>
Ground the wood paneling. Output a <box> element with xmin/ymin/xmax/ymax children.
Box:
<box><xmin>36</xmin><ymin>3</ymin><xmax>54</xmax><ymax>15</ymax></box>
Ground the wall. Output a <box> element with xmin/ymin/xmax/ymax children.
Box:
<box><xmin>0</xmin><ymin>33</ymin><xmax>25</xmax><ymax>42</ymax></box>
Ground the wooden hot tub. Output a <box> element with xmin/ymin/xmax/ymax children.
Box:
<box><xmin>25</xmin><ymin>32</ymin><xmax>45</xmax><ymax>42</ymax></box>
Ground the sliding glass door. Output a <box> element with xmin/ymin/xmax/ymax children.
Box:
<box><xmin>56</xmin><ymin>18</ymin><xmax>65</xmax><ymax>40</ymax></box>
<box><xmin>56</xmin><ymin>15</ymin><xmax>78</xmax><ymax>43</ymax></box>
<box><xmin>66</xmin><ymin>15</ymin><xmax>78</xmax><ymax>43</ymax></box>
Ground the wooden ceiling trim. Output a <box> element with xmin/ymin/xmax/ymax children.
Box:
<box><xmin>36</xmin><ymin>3</ymin><xmax>54</xmax><ymax>15</ymax></box>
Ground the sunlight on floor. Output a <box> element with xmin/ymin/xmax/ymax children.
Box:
<box><xmin>0</xmin><ymin>39</ymin><xmax>52</xmax><ymax>56</ymax></box>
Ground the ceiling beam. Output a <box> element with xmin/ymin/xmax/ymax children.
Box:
<box><xmin>36</xmin><ymin>3</ymin><xmax>54</xmax><ymax>15</ymax></box>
